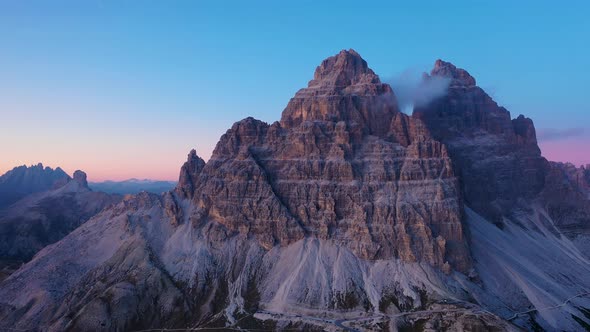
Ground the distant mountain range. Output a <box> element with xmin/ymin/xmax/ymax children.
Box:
<box><xmin>0</xmin><ymin>167</ymin><xmax>173</xmax><ymax>278</ymax></box>
<box><xmin>89</xmin><ymin>179</ymin><xmax>176</xmax><ymax>194</ymax></box>
<box><xmin>0</xmin><ymin>168</ymin><xmax>121</xmax><ymax>281</ymax></box>
<box><xmin>0</xmin><ymin>163</ymin><xmax>70</xmax><ymax>209</ymax></box>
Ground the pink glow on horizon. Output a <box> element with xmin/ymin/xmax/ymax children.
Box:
<box><xmin>0</xmin><ymin>144</ymin><xmax>215</xmax><ymax>182</ymax></box>
<box><xmin>0</xmin><ymin>160</ymin><xmax>182</xmax><ymax>183</ymax></box>
<box><xmin>2</xmin><ymin>137</ymin><xmax>587</xmax><ymax>181</ymax></box>
<box><xmin>539</xmin><ymin>139</ymin><xmax>590</xmax><ymax>167</ymax></box>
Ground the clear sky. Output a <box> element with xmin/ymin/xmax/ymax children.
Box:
<box><xmin>1</xmin><ymin>1</ymin><xmax>588</xmax><ymax>181</ymax></box>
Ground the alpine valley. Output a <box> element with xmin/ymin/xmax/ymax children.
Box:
<box><xmin>1</xmin><ymin>50</ymin><xmax>589</xmax><ymax>331</ymax></box>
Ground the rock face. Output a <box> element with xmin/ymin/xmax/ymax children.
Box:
<box><xmin>0</xmin><ymin>169</ymin><xmax>121</xmax><ymax>273</ymax></box>
<box><xmin>175</xmin><ymin>149</ymin><xmax>206</xmax><ymax>198</ymax></box>
<box><xmin>72</xmin><ymin>170</ymin><xmax>88</xmax><ymax>188</ymax></box>
<box><xmin>189</xmin><ymin>49</ymin><xmax>470</xmax><ymax>272</ymax></box>
<box><xmin>280</xmin><ymin>49</ymin><xmax>397</xmax><ymax>137</ymax></box>
<box><xmin>541</xmin><ymin>162</ymin><xmax>590</xmax><ymax>254</ymax></box>
<box><xmin>0</xmin><ymin>163</ymin><xmax>70</xmax><ymax>209</ymax></box>
<box><xmin>547</xmin><ymin>162</ymin><xmax>590</xmax><ymax>196</ymax></box>
<box><xmin>1</xmin><ymin>50</ymin><xmax>590</xmax><ymax>332</ymax></box>
<box><xmin>414</xmin><ymin>60</ymin><xmax>547</xmax><ymax>222</ymax></box>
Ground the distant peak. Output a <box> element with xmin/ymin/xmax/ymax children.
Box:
<box><xmin>185</xmin><ymin>149</ymin><xmax>206</xmax><ymax>170</ymax></box>
<box><xmin>310</xmin><ymin>49</ymin><xmax>380</xmax><ymax>88</ymax></box>
<box><xmin>431</xmin><ymin>59</ymin><xmax>476</xmax><ymax>87</ymax></box>
<box><xmin>73</xmin><ymin>170</ymin><xmax>89</xmax><ymax>188</ymax></box>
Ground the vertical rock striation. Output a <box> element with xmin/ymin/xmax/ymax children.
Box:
<box><xmin>181</xmin><ymin>50</ymin><xmax>471</xmax><ymax>272</ymax></box>
<box><xmin>542</xmin><ymin>162</ymin><xmax>590</xmax><ymax>241</ymax></box>
<box><xmin>175</xmin><ymin>149</ymin><xmax>206</xmax><ymax>199</ymax></box>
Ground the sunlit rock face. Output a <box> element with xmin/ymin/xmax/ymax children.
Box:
<box><xmin>280</xmin><ymin>49</ymin><xmax>397</xmax><ymax>138</ymax></box>
<box><xmin>175</xmin><ymin>149</ymin><xmax>206</xmax><ymax>199</ymax></box>
<box><xmin>184</xmin><ymin>49</ymin><xmax>471</xmax><ymax>272</ymax></box>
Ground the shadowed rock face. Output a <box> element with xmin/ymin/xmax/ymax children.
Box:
<box><xmin>175</xmin><ymin>149</ymin><xmax>206</xmax><ymax>199</ymax></box>
<box><xmin>548</xmin><ymin>162</ymin><xmax>590</xmax><ymax>196</ymax></box>
<box><xmin>542</xmin><ymin>162</ymin><xmax>590</xmax><ymax>244</ymax></box>
<box><xmin>179</xmin><ymin>50</ymin><xmax>471</xmax><ymax>272</ymax></box>
<box><xmin>414</xmin><ymin>60</ymin><xmax>548</xmax><ymax>222</ymax></box>
<box><xmin>0</xmin><ymin>170</ymin><xmax>121</xmax><ymax>267</ymax></box>
<box><xmin>0</xmin><ymin>163</ymin><xmax>70</xmax><ymax>209</ymax></box>
<box><xmin>72</xmin><ymin>170</ymin><xmax>88</xmax><ymax>188</ymax></box>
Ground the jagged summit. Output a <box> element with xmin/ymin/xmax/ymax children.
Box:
<box><xmin>431</xmin><ymin>59</ymin><xmax>476</xmax><ymax>87</ymax></box>
<box><xmin>310</xmin><ymin>49</ymin><xmax>380</xmax><ymax>88</ymax></box>
<box><xmin>7</xmin><ymin>163</ymin><xmax>67</xmax><ymax>176</ymax></box>
<box><xmin>415</xmin><ymin>60</ymin><xmax>546</xmax><ymax>222</ymax></box>
<box><xmin>0</xmin><ymin>163</ymin><xmax>71</xmax><ymax>208</ymax></box>
<box><xmin>281</xmin><ymin>49</ymin><xmax>397</xmax><ymax>136</ymax></box>
<box><xmin>72</xmin><ymin>170</ymin><xmax>89</xmax><ymax>188</ymax></box>
<box><xmin>175</xmin><ymin>149</ymin><xmax>206</xmax><ymax>198</ymax></box>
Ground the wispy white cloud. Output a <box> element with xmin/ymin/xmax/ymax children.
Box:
<box><xmin>386</xmin><ymin>69</ymin><xmax>450</xmax><ymax>113</ymax></box>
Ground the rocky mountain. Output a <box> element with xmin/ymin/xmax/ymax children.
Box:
<box><xmin>0</xmin><ymin>163</ymin><xmax>70</xmax><ymax>209</ymax></box>
<box><xmin>0</xmin><ymin>50</ymin><xmax>589</xmax><ymax>331</ymax></box>
<box><xmin>541</xmin><ymin>162</ymin><xmax>590</xmax><ymax>255</ymax></box>
<box><xmin>194</xmin><ymin>49</ymin><xmax>470</xmax><ymax>272</ymax></box>
<box><xmin>547</xmin><ymin>162</ymin><xmax>590</xmax><ymax>197</ymax></box>
<box><xmin>414</xmin><ymin>60</ymin><xmax>547</xmax><ymax>224</ymax></box>
<box><xmin>89</xmin><ymin>179</ymin><xmax>176</xmax><ymax>195</ymax></box>
<box><xmin>0</xmin><ymin>170</ymin><xmax>122</xmax><ymax>280</ymax></box>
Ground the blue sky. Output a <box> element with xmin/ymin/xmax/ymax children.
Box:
<box><xmin>1</xmin><ymin>1</ymin><xmax>589</xmax><ymax>180</ymax></box>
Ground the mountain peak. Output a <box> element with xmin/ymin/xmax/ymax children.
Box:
<box><xmin>309</xmin><ymin>49</ymin><xmax>380</xmax><ymax>88</ymax></box>
<box><xmin>280</xmin><ymin>49</ymin><xmax>396</xmax><ymax>134</ymax></box>
<box><xmin>175</xmin><ymin>149</ymin><xmax>206</xmax><ymax>198</ymax></box>
<box><xmin>431</xmin><ymin>59</ymin><xmax>476</xmax><ymax>87</ymax></box>
<box><xmin>72</xmin><ymin>170</ymin><xmax>89</xmax><ymax>188</ymax></box>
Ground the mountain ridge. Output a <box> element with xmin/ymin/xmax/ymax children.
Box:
<box><xmin>0</xmin><ymin>163</ymin><xmax>70</xmax><ymax>209</ymax></box>
<box><xmin>0</xmin><ymin>169</ymin><xmax>122</xmax><ymax>280</ymax></box>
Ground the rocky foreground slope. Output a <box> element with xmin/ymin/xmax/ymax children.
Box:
<box><xmin>0</xmin><ymin>50</ymin><xmax>589</xmax><ymax>331</ymax></box>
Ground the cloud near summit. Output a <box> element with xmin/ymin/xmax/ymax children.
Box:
<box><xmin>386</xmin><ymin>68</ymin><xmax>451</xmax><ymax>113</ymax></box>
